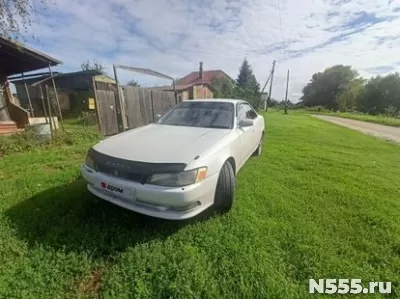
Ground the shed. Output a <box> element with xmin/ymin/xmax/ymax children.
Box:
<box><xmin>11</xmin><ymin>70</ymin><xmax>116</xmax><ymax>117</ymax></box>
<box><xmin>0</xmin><ymin>36</ymin><xmax>61</xmax><ymax>77</ymax></box>
<box><xmin>0</xmin><ymin>37</ymin><xmax>61</xmax><ymax>132</ymax></box>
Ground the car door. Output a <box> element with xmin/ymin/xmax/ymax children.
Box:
<box><xmin>236</xmin><ymin>103</ymin><xmax>258</xmax><ymax>165</ymax></box>
<box><xmin>243</xmin><ymin>103</ymin><xmax>261</xmax><ymax>153</ymax></box>
<box><xmin>246</xmin><ymin>103</ymin><xmax>264</xmax><ymax>144</ymax></box>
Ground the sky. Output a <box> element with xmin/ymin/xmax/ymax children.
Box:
<box><xmin>18</xmin><ymin>0</ymin><xmax>400</xmax><ymax>102</ymax></box>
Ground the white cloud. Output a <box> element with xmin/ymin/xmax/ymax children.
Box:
<box><xmin>19</xmin><ymin>0</ymin><xmax>400</xmax><ymax>102</ymax></box>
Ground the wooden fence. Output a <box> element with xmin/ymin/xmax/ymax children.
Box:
<box><xmin>123</xmin><ymin>86</ymin><xmax>176</xmax><ymax>130</ymax></box>
<box><xmin>93</xmin><ymin>80</ymin><xmax>119</xmax><ymax>136</ymax></box>
<box><xmin>93</xmin><ymin>83</ymin><xmax>177</xmax><ymax>136</ymax></box>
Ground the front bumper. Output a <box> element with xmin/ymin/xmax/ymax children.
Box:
<box><xmin>80</xmin><ymin>164</ymin><xmax>218</xmax><ymax>220</ymax></box>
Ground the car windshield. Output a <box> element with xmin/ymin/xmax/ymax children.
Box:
<box><xmin>157</xmin><ymin>101</ymin><xmax>234</xmax><ymax>129</ymax></box>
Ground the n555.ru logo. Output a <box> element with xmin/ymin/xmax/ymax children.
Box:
<box><xmin>309</xmin><ymin>279</ymin><xmax>392</xmax><ymax>294</ymax></box>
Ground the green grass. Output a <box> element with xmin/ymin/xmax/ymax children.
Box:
<box><xmin>0</xmin><ymin>117</ymin><xmax>102</xmax><ymax>157</ymax></box>
<box><xmin>1</xmin><ymin>112</ymin><xmax>400</xmax><ymax>298</ymax></box>
<box><xmin>310</xmin><ymin>111</ymin><xmax>400</xmax><ymax>127</ymax></box>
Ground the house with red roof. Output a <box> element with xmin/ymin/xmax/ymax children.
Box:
<box><xmin>147</xmin><ymin>62</ymin><xmax>234</xmax><ymax>101</ymax></box>
<box><xmin>174</xmin><ymin>62</ymin><xmax>234</xmax><ymax>100</ymax></box>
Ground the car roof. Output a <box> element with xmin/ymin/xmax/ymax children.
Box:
<box><xmin>182</xmin><ymin>98</ymin><xmax>247</xmax><ymax>104</ymax></box>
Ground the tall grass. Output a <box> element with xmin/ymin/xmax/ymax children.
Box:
<box><xmin>0</xmin><ymin>116</ymin><xmax>102</xmax><ymax>157</ymax></box>
<box><xmin>303</xmin><ymin>107</ymin><xmax>400</xmax><ymax>127</ymax></box>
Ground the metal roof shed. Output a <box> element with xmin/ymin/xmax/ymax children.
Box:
<box><xmin>0</xmin><ymin>37</ymin><xmax>62</xmax><ymax>76</ymax></box>
<box><xmin>0</xmin><ymin>37</ymin><xmax>62</xmax><ymax>129</ymax></box>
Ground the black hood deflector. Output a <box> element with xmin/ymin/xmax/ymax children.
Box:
<box><xmin>88</xmin><ymin>147</ymin><xmax>187</xmax><ymax>175</ymax></box>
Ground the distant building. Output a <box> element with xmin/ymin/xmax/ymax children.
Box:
<box><xmin>175</xmin><ymin>62</ymin><xmax>234</xmax><ymax>100</ymax></box>
<box><xmin>146</xmin><ymin>62</ymin><xmax>234</xmax><ymax>101</ymax></box>
<box><xmin>11</xmin><ymin>70</ymin><xmax>116</xmax><ymax>117</ymax></box>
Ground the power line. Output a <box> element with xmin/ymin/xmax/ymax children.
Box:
<box><xmin>276</xmin><ymin>0</ymin><xmax>292</xmax><ymax>105</ymax></box>
<box><xmin>276</xmin><ymin>0</ymin><xmax>287</xmax><ymax>59</ymax></box>
<box><xmin>167</xmin><ymin>47</ymin><xmax>268</xmax><ymax>59</ymax></box>
<box><xmin>201</xmin><ymin>3</ymin><xmax>274</xmax><ymax>86</ymax></box>
<box><xmin>239</xmin><ymin>26</ymin><xmax>268</xmax><ymax>59</ymax></box>
<box><xmin>204</xmin><ymin>5</ymin><xmax>269</xmax><ymax>63</ymax></box>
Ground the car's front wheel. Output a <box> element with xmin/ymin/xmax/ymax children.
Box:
<box><xmin>214</xmin><ymin>161</ymin><xmax>236</xmax><ymax>214</ymax></box>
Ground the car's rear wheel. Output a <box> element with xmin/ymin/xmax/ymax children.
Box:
<box><xmin>214</xmin><ymin>161</ymin><xmax>236</xmax><ymax>214</ymax></box>
<box><xmin>253</xmin><ymin>133</ymin><xmax>264</xmax><ymax>156</ymax></box>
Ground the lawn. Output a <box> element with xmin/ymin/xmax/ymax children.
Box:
<box><xmin>0</xmin><ymin>112</ymin><xmax>399</xmax><ymax>298</ymax></box>
<box><xmin>312</xmin><ymin>111</ymin><xmax>400</xmax><ymax>127</ymax></box>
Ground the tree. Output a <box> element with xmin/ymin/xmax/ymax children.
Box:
<box><xmin>267</xmin><ymin>98</ymin><xmax>279</xmax><ymax>107</ymax></box>
<box><xmin>211</xmin><ymin>59</ymin><xmax>262</xmax><ymax>109</ymax></box>
<box><xmin>358</xmin><ymin>73</ymin><xmax>400</xmax><ymax>115</ymax></box>
<box><xmin>278</xmin><ymin>100</ymin><xmax>293</xmax><ymax>106</ymax></box>
<box><xmin>1</xmin><ymin>0</ymin><xmax>32</xmax><ymax>39</ymax></box>
<box><xmin>237</xmin><ymin>58</ymin><xmax>260</xmax><ymax>93</ymax></box>
<box><xmin>81</xmin><ymin>59</ymin><xmax>106</xmax><ymax>74</ymax></box>
<box><xmin>237</xmin><ymin>59</ymin><xmax>255</xmax><ymax>86</ymax></box>
<box><xmin>127</xmin><ymin>80</ymin><xmax>140</xmax><ymax>87</ymax></box>
<box><xmin>301</xmin><ymin>65</ymin><xmax>358</xmax><ymax>110</ymax></box>
<box><xmin>336</xmin><ymin>78</ymin><xmax>365</xmax><ymax>112</ymax></box>
<box><xmin>236</xmin><ymin>58</ymin><xmax>261</xmax><ymax>109</ymax></box>
<box><xmin>212</xmin><ymin>76</ymin><xmax>236</xmax><ymax>98</ymax></box>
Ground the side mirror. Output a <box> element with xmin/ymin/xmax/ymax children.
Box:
<box><xmin>154</xmin><ymin>114</ymin><xmax>162</xmax><ymax>121</ymax></box>
<box><xmin>238</xmin><ymin>119</ymin><xmax>254</xmax><ymax>128</ymax></box>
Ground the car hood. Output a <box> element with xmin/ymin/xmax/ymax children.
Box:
<box><xmin>93</xmin><ymin>124</ymin><xmax>230</xmax><ymax>164</ymax></box>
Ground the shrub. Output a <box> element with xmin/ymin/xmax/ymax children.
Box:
<box><xmin>384</xmin><ymin>106</ymin><xmax>399</xmax><ymax>118</ymax></box>
<box><xmin>52</xmin><ymin>127</ymin><xmax>102</xmax><ymax>146</ymax></box>
<box><xmin>0</xmin><ymin>129</ymin><xmax>40</xmax><ymax>156</ymax></box>
<box><xmin>304</xmin><ymin>106</ymin><xmax>331</xmax><ymax>113</ymax></box>
<box><xmin>0</xmin><ymin>124</ymin><xmax>102</xmax><ymax>157</ymax></box>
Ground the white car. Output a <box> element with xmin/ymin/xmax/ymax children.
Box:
<box><xmin>81</xmin><ymin>99</ymin><xmax>265</xmax><ymax>220</ymax></box>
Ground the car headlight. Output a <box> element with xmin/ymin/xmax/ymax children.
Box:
<box><xmin>147</xmin><ymin>167</ymin><xmax>207</xmax><ymax>187</ymax></box>
<box><xmin>85</xmin><ymin>154</ymin><xmax>95</xmax><ymax>170</ymax></box>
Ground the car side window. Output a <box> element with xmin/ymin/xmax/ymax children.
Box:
<box><xmin>237</xmin><ymin>104</ymin><xmax>246</xmax><ymax>121</ymax></box>
<box><xmin>238</xmin><ymin>103</ymin><xmax>257</xmax><ymax>120</ymax></box>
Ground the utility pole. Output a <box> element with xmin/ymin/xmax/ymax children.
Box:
<box><xmin>267</xmin><ymin>60</ymin><xmax>276</xmax><ymax>112</ymax></box>
<box><xmin>261</xmin><ymin>73</ymin><xmax>271</xmax><ymax>111</ymax></box>
<box><xmin>284</xmin><ymin>69</ymin><xmax>290</xmax><ymax>115</ymax></box>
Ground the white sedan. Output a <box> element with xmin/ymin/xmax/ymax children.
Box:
<box><xmin>81</xmin><ymin>99</ymin><xmax>265</xmax><ymax>220</ymax></box>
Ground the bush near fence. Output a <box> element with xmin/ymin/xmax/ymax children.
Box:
<box><xmin>0</xmin><ymin>118</ymin><xmax>102</xmax><ymax>157</ymax></box>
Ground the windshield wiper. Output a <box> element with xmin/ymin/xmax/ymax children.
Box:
<box><xmin>206</xmin><ymin>125</ymin><xmax>229</xmax><ymax>129</ymax></box>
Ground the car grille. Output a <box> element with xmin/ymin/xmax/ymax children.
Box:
<box><xmin>87</xmin><ymin>147</ymin><xmax>187</xmax><ymax>185</ymax></box>
<box><xmin>96</xmin><ymin>164</ymin><xmax>145</xmax><ymax>183</ymax></box>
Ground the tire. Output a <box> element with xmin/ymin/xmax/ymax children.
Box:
<box><xmin>253</xmin><ymin>133</ymin><xmax>264</xmax><ymax>156</ymax></box>
<box><xmin>214</xmin><ymin>161</ymin><xmax>236</xmax><ymax>214</ymax></box>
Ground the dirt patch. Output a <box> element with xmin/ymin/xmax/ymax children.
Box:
<box><xmin>311</xmin><ymin>115</ymin><xmax>400</xmax><ymax>144</ymax></box>
<box><xmin>77</xmin><ymin>268</ymin><xmax>104</xmax><ymax>296</ymax></box>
